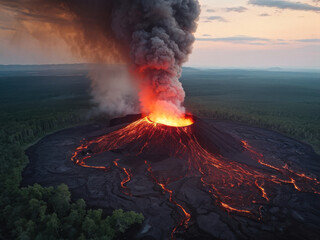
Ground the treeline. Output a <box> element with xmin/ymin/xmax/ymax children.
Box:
<box><xmin>0</xmin><ymin>112</ymin><xmax>83</xmax><ymax>191</ymax></box>
<box><xmin>3</xmin><ymin>113</ymin><xmax>82</xmax><ymax>145</ymax></box>
<box><xmin>0</xmin><ymin>111</ymin><xmax>143</xmax><ymax>239</ymax></box>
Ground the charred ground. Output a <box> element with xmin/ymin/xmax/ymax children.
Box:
<box><xmin>23</xmin><ymin>115</ymin><xmax>320</xmax><ymax>240</ymax></box>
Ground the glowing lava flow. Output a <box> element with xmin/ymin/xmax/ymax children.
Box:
<box><xmin>71</xmin><ymin>117</ymin><xmax>320</xmax><ymax>238</ymax></box>
<box><xmin>113</xmin><ymin>159</ymin><xmax>132</xmax><ymax>196</ymax></box>
<box><xmin>145</xmin><ymin>160</ymin><xmax>191</xmax><ymax>238</ymax></box>
<box><xmin>241</xmin><ymin>140</ymin><xmax>320</xmax><ymax>195</ymax></box>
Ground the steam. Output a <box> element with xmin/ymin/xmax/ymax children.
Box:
<box><xmin>89</xmin><ymin>65</ymin><xmax>138</xmax><ymax>116</ymax></box>
<box><xmin>0</xmin><ymin>0</ymin><xmax>200</xmax><ymax>117</ymax></box>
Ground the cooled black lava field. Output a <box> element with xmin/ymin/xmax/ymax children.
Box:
<box><xmin>23</xmin><ymin>115</ymin><xmax>320</xmax><ymax>240</ymax></box>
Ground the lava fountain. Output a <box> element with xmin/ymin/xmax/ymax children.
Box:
<box><xmin>71</xmin><ymin>114</ymin><xmax>320</xmax><ymax>238</ymax></box>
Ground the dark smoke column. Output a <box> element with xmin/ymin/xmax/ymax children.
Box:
<box><xmin>107</xmin><ymin>0</ymin><xmax>200</xmax><ymax>120</ymax></box>
<box><xmin>111</xmin><ymin>0</ymin><xmax>200</xmax><ymax>120</ymax></box>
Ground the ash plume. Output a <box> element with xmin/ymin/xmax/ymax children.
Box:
<box><xmin>0</xmin><ymin>0</ymin><xmax>200</xmax><ymax>117</ymax></box>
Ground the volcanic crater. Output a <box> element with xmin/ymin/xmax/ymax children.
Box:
<box><xmin>23</xmin><ymin>114</ymin><xmax>320</xmax><ymax>240</ymax></box>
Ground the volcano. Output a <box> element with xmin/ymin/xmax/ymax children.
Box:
<box><xmin>23</xmin><ymin>114</ymin><xmax>320</xmax><ymax>239</ymax></box>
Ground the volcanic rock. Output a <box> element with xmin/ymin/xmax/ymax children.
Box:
<box><xmin>22</xmin><ymin>115</ymin><xmax>320</xmax><ymax>239</ymax></box>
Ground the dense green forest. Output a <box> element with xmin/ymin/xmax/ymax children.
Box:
<box><xmin>0</xmin><ymin>71</ymin><xmax>143</xmax><ymax>239</ymax></box>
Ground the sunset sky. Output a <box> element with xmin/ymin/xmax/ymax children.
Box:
<box><xmin>0</xmin><ymin>0</ymin><xmax>319</xmax><ymax>68</ymax></box>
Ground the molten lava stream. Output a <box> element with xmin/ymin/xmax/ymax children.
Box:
<box><xmin>113</xmin><ymin>159</ymin><xmax>132</xmax><ymax>196</ymax></box>
<box><xmin>71</xmin><ymin>144</ymin><xmax>110</xmax><ymax>170</ymax></box>
<box><xmin>71</xmin><ymin>145</ymin><xmax>132</xmax><ymax>194</ymax></box>
<box><xmin>145</xmin><ymin>160</ymin><xmax>191</xmax><ymax>239</ymax></box>
<box><xmin>241</xmin><ymin>140</ymin><xmax>320</xmax><ymax>195</ymax></box>
<box><xmin>185</xmin><ymin>134</ymin><xmax>320</xmax><ymax>216</ymax></box>
<box><xmin>255</xmin><ymin>179</ymin><xmax>269</xmax><ymax>201</ymax></box>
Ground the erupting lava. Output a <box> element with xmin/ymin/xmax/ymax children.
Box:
<box><xmin>71</xmin><ymin>116</ymin><xmax>320</xmax><ymax>239</ymax></box>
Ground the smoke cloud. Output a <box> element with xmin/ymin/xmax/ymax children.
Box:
<box><xmin>0</xmin><ymin>0</ymin><xmax>200</xmax><ymax>118</ymax></box>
